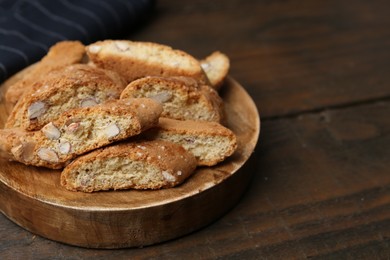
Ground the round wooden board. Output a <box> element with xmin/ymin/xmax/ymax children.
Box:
<box><xmin>0</xmin><ymin>72</ymin><xmax>260</xmax><ymax>248</ymax></box>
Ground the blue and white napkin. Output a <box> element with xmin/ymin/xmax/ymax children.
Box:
<box><xmin>0</xmin><ymin>0</ymin><xmax>155</xmax><ymax>82</ymax></box>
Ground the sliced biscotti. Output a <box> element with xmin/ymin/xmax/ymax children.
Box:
<box><xmin>61</xmin><ymin>140</ymin><xmax>197</xmax><ymax>192</ymax></box>
<box><xmin>144</xmin><ymin>117</ymin><xmax>237</xmax><ymax>166</ymax></box>
<box><xmin>5</xmin><ymin>64</ymin><xmax>126</xmax><ymax>131</ymax></box>
<box><xmin>120</xmin><ymin>76</ymin><xmax>224</xmax><ymax>123</ymax></box>
<box><xmin>0</xmin><ymin>98</ymin><xmax>162</xmax><ymax>169</ymax></box>
<box><xmin>5</xmin><ymin>41</ymin><xmax>86</xmax><ymax>105</ymax></box>
<box><xmin>200</xmin><ymin>51</ymin><xmax>230</xmax><ymax>90</ymax></box>
<box><xmin>86</xmin><ymin>40</ymin><xmax>209</xmax><ymax>84</ymax></box>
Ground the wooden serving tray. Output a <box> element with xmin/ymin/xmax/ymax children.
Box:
<box><xmin>0</xmin><ymin>72</ymin><xmax>260</xmax><ymax>248</ymax></box>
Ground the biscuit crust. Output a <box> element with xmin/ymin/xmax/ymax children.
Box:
<box><xmin>144</xmin><ymin>117</ymin><xmax>237</xmax><ymax>166</ymax></box>
<box><xmin>5</xmin><ymin>41</ymin><xmax>86</xmax><ymax>105</ymax></box>
<box><xmin>0</xmin><ymin>98</ymin><xmax>162</xmax><ymax>169</ymax></box>
<box><xmin>5</xmin><ymin>64</ymin><xmax>126</xmax><ymax>131</ymax></box>
<box><xmin>120</xmin><ymin>76</ymin><xmax>224</xmax><ymax>123</ymax></box>
<box><xmin>200</xmin><ymin>51</ymin><xmax>230</xmax><ymax>90</ymax></box>
<box><xmin>61</xmin><ymin>140</ymin><xmax>197</xmax><ymax>192</ymax></box>
<box><xmin>86</xmin><ymin>40</ymin><xmax>209</xmax><ymax>84</ymax></box>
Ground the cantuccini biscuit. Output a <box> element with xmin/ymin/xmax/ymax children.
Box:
<box><xmin>1</xmin><ymin>38</ymin><xmax>238</xmax><ymax>192</ymax></box>
<box><xmin>144</xmin><ymin>117</ymin><xmax>237</xmax><ymax>166</ymax></box>
<box><xmin>86</xmin><ymin>40</ymin><xmax>209</xmax><ymax>84</ymax></box>
<box><xmin>0</xmin><ymin>98</ymin><xmax>162</xmax><ymax>169</ymax></box>
<box><xmin>5</xmin><ymin>41</ymin><xmax>86</xmax><ymax>105</ymax></box>
<box><xmin>61</xmin><ymin>140</ymin><xmax>197</xmax><ymax>192</ymax></box>
<box><xmin>120</xmin><ymin>76</ymin><xmax>224</xmax><ymax>123</ymax></box>
<box><xmin>5</xmin><ymin>64</ymin><xmax>126</xmax><ymax>131</ymax></box>
<box><xmin>200</xmin><ymin>51</ymin><xmax>230</xmax><ymax>90</ymax></box>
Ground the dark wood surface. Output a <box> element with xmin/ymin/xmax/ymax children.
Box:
<box><xmin>1</xmin><ymin>0</ymin><xmax>389</xmax><ymax>258</ymax></box>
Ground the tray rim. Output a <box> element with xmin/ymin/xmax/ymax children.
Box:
<box><xmin>0</xmin><ymin>72</ymin><xmax>260</xmax><ymax>248</ymax></box>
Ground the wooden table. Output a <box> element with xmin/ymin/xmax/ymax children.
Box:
<box><xmin>1</xmin><ymin>0</ymin><xmax>389</xmax><ymax>258</ymax></box>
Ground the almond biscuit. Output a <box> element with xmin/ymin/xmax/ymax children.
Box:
<box><xmin>200</xmin><ymin>51</ymin><xmax>230</xmax><ymax>90</ymax></box>
<box><xmin>5</xmin><ymin>64</ymin><xmax>126</xmax><ymax>130</ymax></box>
<box><xmin>5</xmin><ymin>41</ymin><xmax>86</xmax><ymax>105</ymax></box>
<box><xmin>0</xmin><ymin>98</ymin><xmax>162</xmax><ymax>169</ymax></box>
<box><xmin>61</xmin><ymin>140</ymin><xmax>197</xmax><ymax>192</ymax></box>
<box><xmin>86</xmin><ymin>40</ymin><xmax>209</xmax><ymax>84</ymax></box>
<box><xmin>144</xmin><ymin>117</ymin><xmax>237</xmax><ymax>166</ymax></box>
<box><xmin>120</xmin><ymin>76</ymin><xmax>224</xmax><ymax>123</ymax></box>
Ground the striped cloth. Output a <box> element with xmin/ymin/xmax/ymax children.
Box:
<box><xmin>0</xmin><ymin>0</ymin><xmax>155</xmax><ymax>83</ymax></box>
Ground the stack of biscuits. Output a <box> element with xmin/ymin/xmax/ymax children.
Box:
<box><xmin>0</xmin><ymin>40</ymin><xmax>236</xmax><ymax>192</ymax></box>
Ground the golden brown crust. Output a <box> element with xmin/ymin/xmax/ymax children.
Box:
<box><xmin>0</xmin><ymin>98</ymin><xmax>162</xmax><ymax>169</ymax></box>
<box><xmin>144</xmin><ymin>117</ymin><xmax>237</xmax><ymax>166</ymax></box>
<box><xmin>5</xmin><ymin>41</ymin><xmax>86</xmax><ymax>105</ymax></box>
<box><xmin>86</xmin><ymin>40</ymin><xmax>209</xmax><ymax>84</ymax></box>
<box><xmin>120</xmin><ymin>76</ymin><xmax>224</xmax><ymax>123</ymax></box>
<box><xmin>61</xmin><ymin>140</ymin><xmax>197</xmax><ymax>192</ymax></box>
<box><xmin>0</xmin><ymin>39</ymin><xmax>238</xmax><ymax>194</ymax></box>
<box><xmin>157</xmin><ymin>117</ymin><xmax>234</xmax><ymax>135</ymax></box>
<box><xmin>5</xmin><ymin>64</ymin><xmax>126</xmax><ymax>130</ymax></box>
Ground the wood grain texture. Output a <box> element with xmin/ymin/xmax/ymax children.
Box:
<box><xmin>133</xmin><ymin>0</ymin><xmax>390</xmax><ymax>119</ymax></box>
<box><xmin>1</xmin><ymin>0</ymin><xmax>390</xmax><ymax>258</ymax></box>
<box><xmin>0</xmin><ymin>76</ymin><xmax>259</xmax><ymax>248</ymax></box>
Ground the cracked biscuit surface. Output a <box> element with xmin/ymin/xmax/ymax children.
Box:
<box><xmin>61</xmin><ymin>140</ymin><xmax>197</xmax><ymax>192</ymax></box>
<box><xmin>120</xmin><ymin>76</ymin><xmax>224</xmax><ymax>123</ymax></box>
<box><xmin>0</xmin><ymin>98</ymin><xmax>162</xmax><ymax>169</ymax></box>
<box><xmin>1</xmin><ymin>39</ymin><xmax>238</xmax><ymax>193</ymax></box>
<box><xmin>5</xmin><ymin>64</ymin><xmax>126</xmax><ymax>131</ymax></box>
<box><xmin>144</xmin><ymin>117</ymin><xmax>237</xmax><ymax>166</ymax></box>
<box><xmin>86</xmin><ymin>40</ymin><xmax>209</xmax><ymax>84</ymax></box>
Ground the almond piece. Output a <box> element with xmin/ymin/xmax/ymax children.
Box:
<box><xmin>149</xmin><ymin>92</ymin><xmax>173</xmax><ymax>103</ymax></box>
<box><xmin>88</xmin><ymin>45</ymin><xmax>101</xmax><ymax>54</ymax></box>
<box><xmin>80</xmin><ymin>98</ymin><xmax>98</xmax><ymax>108</ymax></box>
<box><xmin>200</xmin><ymin>61</ymin><xmax>211</xmax><ymax>71</ymax></box>
<box><xmin>37</xmin><ymin>148</ymin><xmax>59</xmax><ymax>163</ymax></box>
<box><xmin>41</xmin><ymin>122</ymin><xmax>61</xmax><ymax>140</ymax></box>
<box><xmin>58</xmin><ymin>142</ymin><xmax>71</xmax><ymax>154</ymax></box>
<box><xmin>66</xmin><ymin>122</ymin><xmax>81</xmax><ymax>133</ymax></box>
<box><xmin>28</xmin><ymin>101</ymin><xmax>46</xmax><ymax>119</ymax></box>
<box><xmin>115</xmin><ymin>42</ymin><xmax>130</xmax><ymax>52</ymax></box>
<box><xmin>162</xmin><ymin>170</ymin><xmax>176</xmax><ymax>183</ymax></box>
<box><xmin>104</xmin><ymin>123</ymin><xmax>120</xmax><ymax>138</ymax></box>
